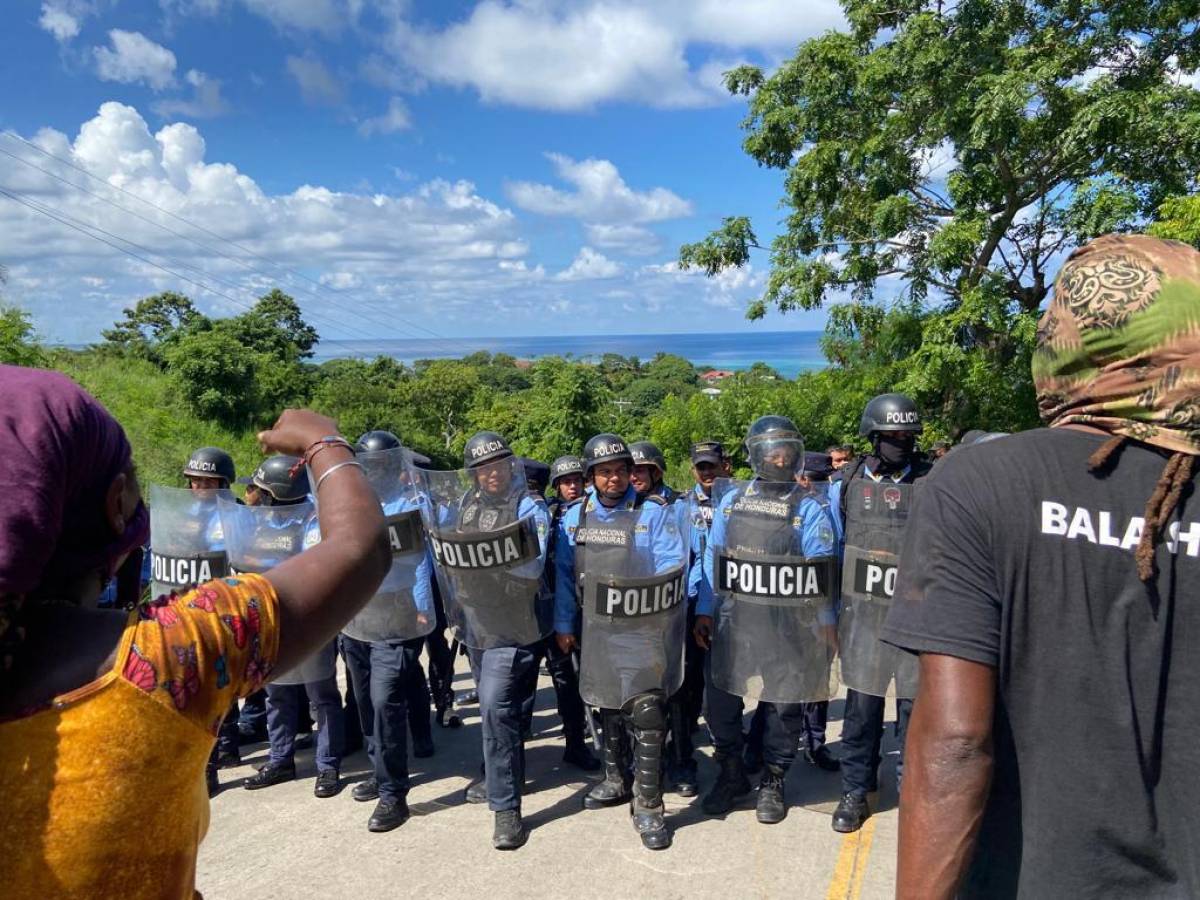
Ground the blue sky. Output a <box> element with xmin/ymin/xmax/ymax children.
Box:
<box><xmin>0</xmin><ymin>1</ymin><xmax>847</xmax><ymax>345</ymax></box>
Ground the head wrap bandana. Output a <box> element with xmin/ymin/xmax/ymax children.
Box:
<box><xmin>1033</xmin><ymin>234</ymin><xmax>1200</xmax><ymax>454</ymax></box>
<box><xmin>0</xmin><ymin>365</ymin><xmax>149</xmax><ymax>598</ymax></box>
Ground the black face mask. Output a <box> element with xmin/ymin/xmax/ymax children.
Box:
<box><xmin>874</xmin><ymin>434</ymin><xmax>914</xmax><ymax>470</ymax></box>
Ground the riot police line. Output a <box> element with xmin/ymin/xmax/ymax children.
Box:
<box><xmin>145</xmin><ymin>390</ymin><xmax>930</xmax><ymax>851</ymax></box>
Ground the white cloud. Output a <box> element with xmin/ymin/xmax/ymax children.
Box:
<box><xmin>584</xmin><ymin>223</ymin><xmax>659</xmax><ymax>255</ymax></box>
<box><xmin>93</xmin><ymin>30</ymin><xmax>177</xmax><ymax>91</ymax></box>
<box><xmin>0</xmin><ymin>102</ymin><xmax>535</xmax><ymax>342</ymax></box>
<box><xmin>508</xmin><ymin>153</ymin><xmax>691</xmax><ymax>223</ymax></box>
<box><xmin>385</xmin><ymin>0</ymin><xmax>844</xmax><ymax>111</ymax></box>
<box><xmin>286</xmin><ymin>53</ymin><xmax>344</xmax><ymax>106</ymax></box>
<box><xmin>242</xmin><ymin>0</ymin><xmax>345</xmax><ymax>35</ymax></box>
<box><xmin>39</xmin><ymin>2</ymin><xmax>80</xmax><ymax>42</ymax></box>
<box><xmin>359</xmin><ymin>96</ymin><xmax>412</xmax><ymax>136</ymax></box>
<box><xmin>555</xmin><ymin>247</ymin><xmax>622</xmax><ymax>281</ymax></box>
<box><xmin>153</xmin><ymin>70</ymin><xmax>230</xmax><ymax>118</ymax></box>
<box><xmin>286</xmin><ymin>54</ymin><xmax>345</xmax><ymax>106</ymax></box>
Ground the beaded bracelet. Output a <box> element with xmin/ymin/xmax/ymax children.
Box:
<box><xmin>314</xmin><ymin>459</ymin><xmax>364</xmax><ymax>492</ymax></box>
<box><xmin>303</xmin><ymin>436</ymin><xmax>355</xmax><ymax>468</ymax></box>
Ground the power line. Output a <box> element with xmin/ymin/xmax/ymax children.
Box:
<box><xmin>1</xmin><ymin>131</ymin><xmax>481</xmax><ymax>358</ymax></box>
<box><xmin>0</xmin><ymin>185</ymin><xmax>374</xmax><ymax>359</ymax></box>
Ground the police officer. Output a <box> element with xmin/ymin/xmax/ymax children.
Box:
<box><xmin>555</xmin><ymin>433</ymin><xmax>685</xmax><ymax>850</ymax></box>
<box><xmin>434</xmin><ymin>432</ymin><xmax>551</xmax><ymax>850</ymax></box>
<box><xmin>630</xmin><ymin>441</ymin><xmax>679</xmax><ymax>503</ymax></box>
<box><xmin>832</xmin><ymin>393</ymin><xmax>931</xmax><ymax>833</ymax></box>
<box><xmin>549</xmin><ymin>455</ymin><xmax>585</xmax><ymax>515</ymax></box>
<box><xmin>667</xmin><ymin>441</ymin><xmax>725</xmax><ymax>797</ymax></box>
<box><xmin>518</xmin><ymin>456</ymin><xmax>600</xmax><ymax>772</ymax></box>
<box><xmin>695</xmin><ymin>417</ymin><xmax>838</xmax><ymax>824</ymax></box>
<box><xmin>183</xmin><ymin>448</ymin><xmax>244</xmax><ymax>795</ymax></box>
<box><xmin>338</xmin><ymin>430</ymin><xmax>435</xmax><ymax>832</ymax></box>
<box><xmin>242</xmin><ymin>456</ymin><xmax>347</xmax><ymax>799</ymax></box>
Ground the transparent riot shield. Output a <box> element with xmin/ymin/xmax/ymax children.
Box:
<box><xmin>411</xmin><ymin>456</ymin><xmax>550</xmax><ymax>650</ymax></box>
<box><xmin>336</xmin><ymin>446</ymin><xmax>433</xmax><ymax>643</ymax></box>
<box><xmin>148</xmin><ymin>484</ymin><xmax>231</xmax><ymax>600</ymax></box>
<box><xmin>708</xmin><ymin>479</ymin><xmax>839</xmax><ymax>703</ymax></box>
<box><xmin>218</xmin><ymin>495</ymin><xmax>334</xmax><ymax>685</ymax></box>
<box><xmin>576</xmin><ymin>501</ymin><xmax>691</xmax><ymax>710</ymax></box>
<box><xmin>837</xmin><ymin>478</ymin><xmax>919</xmax><ymax>698</ymax></box>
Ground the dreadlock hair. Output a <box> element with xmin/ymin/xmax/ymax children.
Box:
<box><xmin>1088</xmin><ymin>435</ymin><xmax>1197</xmax><ymax>583</ymax></box>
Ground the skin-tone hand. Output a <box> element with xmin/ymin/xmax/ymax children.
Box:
<box><xmin>256</xmin><ymin>409</ymin><xmax>341</xmax><ymax>457</ymax></box>
<box><xmin>556</xmin><ymin>632</ymin><xmax>577</xmax><ymax>655</ymax></box>
<box><xmin>256</xmin><ymin>409</ymin><xmax>391</xmax><ymax>676</ymax></box>
<box><xmin>693</xmin><ymin>614</ymin><xmax>713</xmax><ymax>649</ymax></box>
<box><xmin>897</xmin><ymin>653</ymin><xmax>996</xmax><ymax>900</ymax></box>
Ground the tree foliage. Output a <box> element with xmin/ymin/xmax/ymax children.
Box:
<box><xmin>681</xmin><ymin>0</ymin><xmax>1200</xmax><ymax>433</ymax></box>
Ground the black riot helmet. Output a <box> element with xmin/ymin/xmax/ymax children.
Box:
<box><xmin>183</xmin><ymin>446</ymin><xmax>236</xmax><ymax>486</ymax></box>
<box><xmin>464</xmin><ymin>431</ymin><xmax>513</xmax><ymax>469</ymax></box>
<box><xmin>629</xmin><ymin>441</ymin><xmax>666</xmax><ymax>475</ymax></box>
<box><xmin>858</xmin><ymin>393</ymin><xmax>923</xmax><ymax>437</ymax></box>
<box><xmin>356</xmin><ymin>430</ymin><xmax>402</xmax><ymax>453</ymax></box>
<box><xmin>550</xmin><ymin>455</ymin><xmax>584</xmax><ymax>485</ymax></box>
<box><xmin>522</xmin><ymin>457</ymin><xmax>551</xmax><ymax>494</ymax></box>
<box><xmin>250</xmin><ymin>455</ymin><xmax>309</xmax><ymax>505</ymax></box>
<box><xmin>583</xmin><ymin>433</ymin><xmax>633</xmax><ymax>473</ymax></box>
<box><xmin>745</xmin><ymin>415</ymin><xmax>804</xmax><ymax>482</ymax></box>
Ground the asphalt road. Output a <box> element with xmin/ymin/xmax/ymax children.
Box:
<box><xmin>198</xmin><ymin>657</ymin><xmax>901</xmax><ymax>900</ymax></box>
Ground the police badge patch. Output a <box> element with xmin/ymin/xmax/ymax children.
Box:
<box><xmin>479</xmin><ymin>508</ymin><xmax>499</xmax><ymax>530</ymax></box>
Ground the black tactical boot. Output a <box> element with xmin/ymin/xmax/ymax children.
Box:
<box><xmin>804</xmin><ymin>745</ymin><xmax>841</xmax><ymax>772</ymax></box>
<box><xmin>832</xmin><ymin>792</ymin><xmax>871</xmax><ymax>833</ymax></box>
<box><xmin>629</xmin><ymin>693</ymin><xmax>671</xmax><ymax>850</ymax></box>
<box><xmin>368</xmin><ymin>797</ymin><xmax>410</xmax><ymax>832</ymax></box>
<box><xmin>666</xmin><ymin>698</ymin><xmax>698</xmax><ymax>797</ymax></box>
<box><xmin>632</xmin><ymin>797</ymin><xmax>672</xmax><ymax>850</ymax></box>
<box><xmin>243</xmin><ymin>759</ymin><xmax>296</xmax><ymax>790</ymax></box>
<box><xmin>352</xmin><ymin>776</ymin><xmax>380</xmax><ymax>802</ymax></box>
<box><xmin>701</xmin><ymin>753</ymin><xmax>753</xmax><ymax>815</ymax></box>
<box><xmin>756</xmin><ymin>764</ymin><xmax>788</xmax><ymax>824</ymax></box>
<box><xmin>584</xmin><ymin>711</ymin><xmax>631</xmax><ymax>809</ymax></box>
<box><xmin>492</xmin><ymin>810</ymin><xmax>529</xmax><ymax>850</ymax></box>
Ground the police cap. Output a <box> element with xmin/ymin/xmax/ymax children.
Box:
<box><xmin>689</xmin><ymin>440</ymin><xmax>724</xmax><ymax>466</ymax></box>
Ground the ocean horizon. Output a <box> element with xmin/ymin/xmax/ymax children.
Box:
<box><xmin>311</xmin><ymin>330</ymin><xmax>828</xmax><ymax>379</ymax></box>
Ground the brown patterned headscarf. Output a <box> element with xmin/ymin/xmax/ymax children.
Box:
<box><xmin>1033</xmin><ymin>234</ymin><xmax>1200</xmax><ymax>580</ymax></box>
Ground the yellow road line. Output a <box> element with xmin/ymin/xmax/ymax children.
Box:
<box><xmin>825</xmin><ymin>817</ymin><xmax>879</xmax><ymax>900</ymax></box>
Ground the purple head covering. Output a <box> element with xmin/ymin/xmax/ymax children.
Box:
<box><xmin>0</xmin><ymin>365</ymin><xmax>149</xmax><ymax>596</ymax></box>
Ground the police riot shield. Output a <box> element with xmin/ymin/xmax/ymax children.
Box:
<box><xmin>838</xmin><ymin>478</ymin><xmax>919</xmax><ymax>698</ymax></box>
<box><xmin>708</xmin><ymin>479</ymin><xmax>839</xmax><ymax>703</ymax></box>
<box><xmin>218</xmin><ymin>495</ymin><xmax>334</xmax><ymax>686</ymax></box>
<box><xmin>148</xmin><ymin>484</ymin><xmax>231</xmax><ymax>600</ymax></box>
<box><xmin>577</xmin><ymin>501</ymin><xmax>691</xmax><ymax>710</ymax></box>
<box><xmin>411</xmin><ymin>457</ymin><xmax>550</xmax><ymax>650</ymax></box>
<box><xmin>337</xmin><ymin>447</ymin><xmax>433</xmax><ymax>643</ymax></box>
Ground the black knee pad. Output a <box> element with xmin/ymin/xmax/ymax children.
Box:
<box><xmin>628</xmin><ymin>692</ymin><xmax>666</xmax><ymax>731</ymax></box>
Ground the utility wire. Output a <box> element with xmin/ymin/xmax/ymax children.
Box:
<box><xmin>0</xmin><ymin>185</ymin><xmax>374</xmax><ymax>359</ymax></box>
<box><xmin>1</xmin><ymin>131</ymin><xmax>482</xmax><ymax>358</ymax></box>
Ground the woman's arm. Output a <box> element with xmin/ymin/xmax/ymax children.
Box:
<box><xmin>258</xmin><ymin>410</ymin><xmax>391</xmax><ymax>675</ymax></box>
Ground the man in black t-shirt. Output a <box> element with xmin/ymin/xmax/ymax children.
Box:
<box><xmin>885</xmin><ymin>234</ymin><xmax>1200</xmax><ymax>898</ymax></box>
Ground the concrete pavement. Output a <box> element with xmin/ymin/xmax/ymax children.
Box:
<box><xmin>198</xmin><ymin>659</ymin><xmax>901</xmax><ymax>900</ymax></box>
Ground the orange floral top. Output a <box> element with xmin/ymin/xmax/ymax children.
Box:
<box><xmin>0</xmin><ymin>575</ymin><xmax>280</xmax><ymax>900</ymax></box>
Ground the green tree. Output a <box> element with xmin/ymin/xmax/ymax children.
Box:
<box><xmin>163</xmin><ymin>329</ymin><xmax>260</xmax><ymax>425</ymax></box>
<box><xmin>222</xmin><ymin>289</ymin><xmax>318</xmax><ymax>361</ymax></box>
<box><xmin>1151</xmin><ymin>194</ymin><xmax>1200</xmax><ymax>247</ymax></box>
<box><xmin>681</xmin><ymin>0</ymin><xmax>1200</xmax><ymax>433</ymax></box>
<box><xmin>101</xmin><ymin>291</ymin><xmax>203</xmax><ymax>364</ymax></box>
<box><xmin>0</xmin><ymin>305</ymin><xmax>46</xmax><ymax>368</ymax></box>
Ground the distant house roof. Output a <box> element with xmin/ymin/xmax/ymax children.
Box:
<box><xmin>700</xmin><ymin>369</ymin><xmax>735</xmax><ymax>382</ymax></box>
